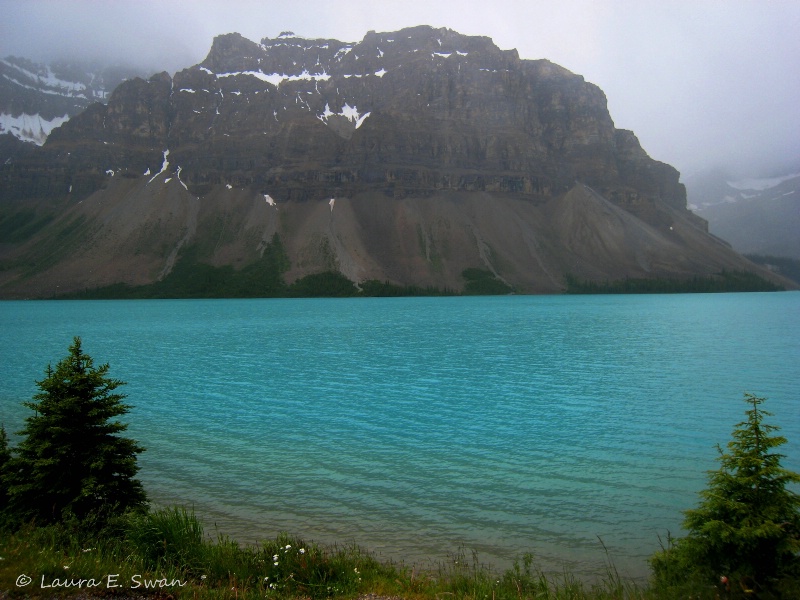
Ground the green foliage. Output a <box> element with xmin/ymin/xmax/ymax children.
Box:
<box><xmin>67</xmin><ymin>233</ymin><xmax>292</xmax><ymax>299</ymax></box>
<box><xmin>141</xmin><ymin>234</ymin><xmax>291</xmax><ymax>298</ymax></box>
<box><xmin>123</xmin><ymin>507</ymin><xmax>378</xmax><ymax>596</ymax></box>
<box><xmin>257</xmin><ymin>534</ymin><xmax>367</xmax><ymax>597</ymax></box>
<box><xmin>288</xmin><ymin>271</ymin><xmax>360</xmax><ymax>297</ymax></box>
<box><xmin>462</xmin><ymin>268</ymin><xmax>514</xmax><ymax>295</ymax></box>
<box><xmin>1</xmin><ymin>511</ymin><xmax>658</xmax><ymax>600</ymax></box>
<box><xmin>0</xmin><ymin>425</ymin><xmax>10</xmax><ymax>523</ymax></box>
<box><xmin>0</xmin><ymin>209</ymin><xmax>54</xmax><ymax>243</ymax></box>
<box><xmin>0</xmin><ymin>426</ymin><xmax>9</xmax><ymax>467</ymax></box>
<box><xmin>3</xmin><ymin>337</ymin><xmax>147</xmax><ymax>527</ymax></box>
<box><xmin>650</xmin><ymin>394</ymin><xmax>800</xmax><ymax>595</ymax></box>
<box><xmin>58</xmin><ymin>237</ymin><xmax>524</xmax><ymax>299</ymax></box>
<box><xmin>360</xmin><ymin>279</ymin><xmax>456</xmax><ymax>296</ymax></box>
<box><xmin>126</xmin><ymin>506</ymin><xmax>206</xmax><ymax>570</ymax></box>
<box><xmin>565</xmin><ymin>270</ymin><xmax>783</xmax><ymax>294</ymax></box>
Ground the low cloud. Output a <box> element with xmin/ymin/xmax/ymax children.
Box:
<box><xmin>2</xmin><ymin>0</ymin><xmax>797</xmax><ymax>178</ymax></box>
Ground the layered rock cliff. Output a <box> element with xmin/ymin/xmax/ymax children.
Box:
<box><xmin>0</xmin><ymin>26</ymin><xmax>785</xmax><ymax>297</ymax></box>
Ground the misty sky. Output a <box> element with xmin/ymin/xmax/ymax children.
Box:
<box><xmin>2</xmin><ymin>0</ymin><xmax>798</xmax><ymax>179</ymax></box>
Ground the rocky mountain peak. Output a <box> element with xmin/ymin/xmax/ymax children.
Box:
<box><xmin>2</xmin><ymin>27</ymin><xmax>691</xmax><ymax>208</ymax></box>
<box><xmin>2</xmin><ymin>26</ymin><xmax>786</xmax><ymax>298</ymax></box>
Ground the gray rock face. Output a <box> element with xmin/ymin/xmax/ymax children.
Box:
<box><xmin>0</xmin><ymin>26</ymin><xmax>787</xmax><ymax>297</ymax></box>
<box><xmin>9</xmin><ymin>27</ymin><xmax>684</xmax><ymax>206</ymax></box>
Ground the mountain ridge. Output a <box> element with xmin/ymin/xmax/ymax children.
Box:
<box><xmin>0</xmin><ymin>26</ymin><xmax>790</xmax><ymax>297</ymax></box>
<box><xmin>0</xmin><ymin>56</ymin><xmax>145</xmax><ymax>147</ymax></box>
<box><xmin>686</xmin><ymin>167</ymin><xmax>800</xmax><ymax>260</ymax></box>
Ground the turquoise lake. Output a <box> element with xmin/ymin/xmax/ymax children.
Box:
<box><xmin>1</xmin><ymin>293</ymin><xmax>799</xmax><ymax>579</ymax></box>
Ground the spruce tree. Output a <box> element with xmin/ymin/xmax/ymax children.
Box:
<box><xmin>5</xmin><ymin>337</ymin><xmax>147</xmax><ymax>525</ymax></box>
<box><xmin>0</xmin><ymin>425</ymin><xmax>11</xmax><ymax>520</ymax></box>
<box><xmin>651</xmin><ymin>394</ymin><xmax>800</xmax><ymax>593</ymax></box>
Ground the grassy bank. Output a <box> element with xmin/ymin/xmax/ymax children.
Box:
<box><xmin>1</xmin><ymin>507</ymin><xmax>718</xmax><ymax>600</ymax></box>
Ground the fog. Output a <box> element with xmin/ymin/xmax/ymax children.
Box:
<box><xmin>2</xmin><ymin>0</ymin><xmax>798</xmax><ymax>179</ymax></box>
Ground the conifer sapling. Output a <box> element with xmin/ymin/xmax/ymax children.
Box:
<box><xmin>5</xmin><ymin>337</ymin><xmax>147</xmax><ymax>525</ymax></box>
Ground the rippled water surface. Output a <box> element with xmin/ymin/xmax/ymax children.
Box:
<box><xmin>2</xmin><ymin>294</ymin><xmax>799</xmax><ymax>578</ymax></box>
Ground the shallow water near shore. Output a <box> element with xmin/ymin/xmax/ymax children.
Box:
<box><xmin>2</xmin><ymin>293</ymin><xmax>799</xmax><ymax>579</ymax></box>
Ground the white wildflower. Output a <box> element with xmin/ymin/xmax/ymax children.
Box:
<box><xmin>201</xmin><ymin>575</ymin><xmax>207</xmax><ymax>580</ymax></box>
<box><xmin>273</xmin><ymin>554</ymin><xmax>279</xmax><ymax>561</ymax></box>
<box><xmin>274</xmin><ymin>561</ymin><xmax>279</xmax><ymax>566</ymax></box>
<box><xmin>285</xmin><ymin>544</ymin><xmax>291</xmax><ymax>550</ymax></box>
<box><xmin>299</xmin><ymin>548</ymin><xmax>305</xmax><ymax>554</ymax></box>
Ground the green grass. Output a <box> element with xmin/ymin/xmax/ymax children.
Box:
<box><xmin>0</xmin><ymin>506</ymin><xmax>737</xmax><ymax>600</ymax></box>
<box><xmin>0</xmin><ymin>508</ymin><xmax>383</xmax><ymax>599</ymax></box>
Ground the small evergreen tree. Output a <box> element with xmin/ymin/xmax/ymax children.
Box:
<box><xmin>0</xmin><ymin>425</ymin><xmax>9</xmax><ymax>469</ymax></box>
<box><xmin>651</xmin><ymin>394</ymin><xmax>800</xmax><ymax>594</ymax></box>
<box><xmin>5</xmin><ymin>337</ymin><xmax>147</xmax><ymax>526</ymax></box>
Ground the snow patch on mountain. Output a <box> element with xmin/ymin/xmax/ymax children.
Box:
<box><xmin>148</xmin><ymin>149</ymin><xmax>170</xmax><ymax>183</ymax></box>
<box><xmin>0</xmin><ymin>112</ymin><xmax>69</xmax><ymax>145</ymax></box>
<box><xmin>727</xmin><ymin>172</ymin><xmax>800</xmax><ymax>191</ymax></box>
<box><xmin>317</xmin><ymin>103</ymin><xmax>370</xmax><ymax>128</ymax></box>
<box><xmin>1</xmin><ymin>59</ymin><xmax>89</xmax><ymax>96</ymax></box>
<box><xmin>176</xmin><ymin>166</ymin><xmax>188</xmax><ymax>190</ymax></box>
<box><xmin>217</xmin><ymin>69</ymin><xmax>331</xmax><ymax>87</ymax></box>
<box><xmin>334</xmin><ymin>46</ymin><xmax>354</xmax><ymax>60</ymax></box>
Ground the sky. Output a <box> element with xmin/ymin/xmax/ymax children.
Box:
<box><xmin>2</xmin><ymin>0</ymin><xmax>799</xmax><ymax>180</ymax></box>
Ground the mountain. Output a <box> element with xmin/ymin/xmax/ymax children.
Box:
<box><xmin>0</xmin><ymin>56</ymin><xmax>143</xmax><ymax>151</ymax></box>
<box><xmin>0</xmin><ymin>26</ymin><xmax>789</xmax><ymax>298</ymax></box>
<box><xmin>686</xmin><ymin>167</ymin><xmax>800</xmax><ymax>260</ymax></box>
